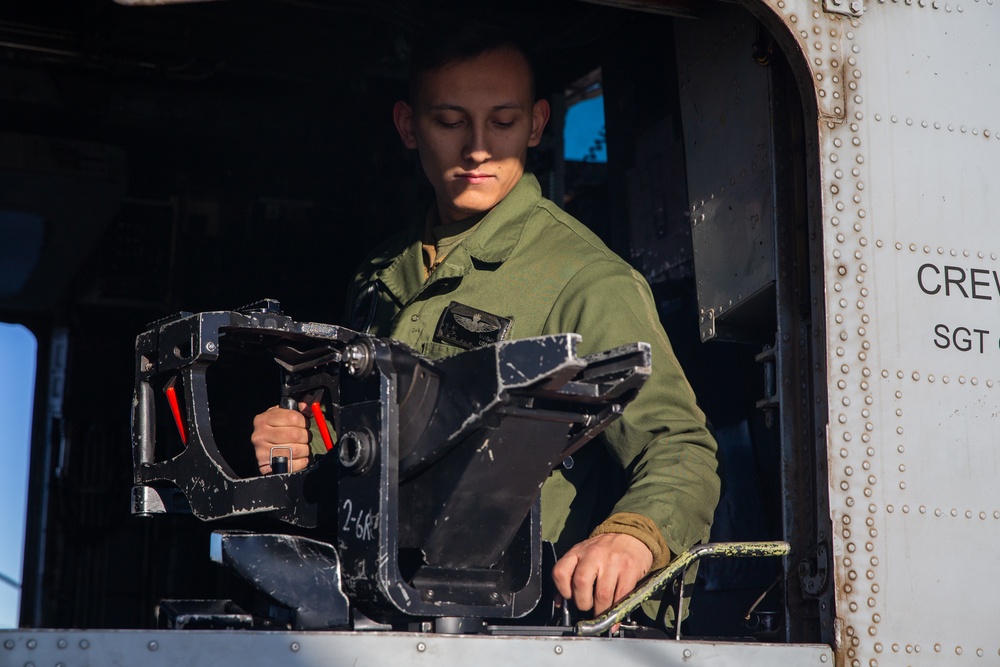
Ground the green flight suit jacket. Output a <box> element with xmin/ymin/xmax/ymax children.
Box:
<box><xmin>344</xmin><ymin>174</ymin><xmax>720</xmax><ymax>573</ymax></box>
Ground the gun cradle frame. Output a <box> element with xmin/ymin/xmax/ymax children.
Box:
<box><xmin>131</xmin><ymin>301</ymin><xmax>651</xmax><ymax>626</ymax></box>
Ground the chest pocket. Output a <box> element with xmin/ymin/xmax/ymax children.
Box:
<box><xmin>420</xmin><ymin>340</ymin><xmax>465</xmax><ymax>360</ymax></box>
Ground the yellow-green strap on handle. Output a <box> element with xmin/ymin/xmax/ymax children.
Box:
<box><xmin>574</xmin><ymin>540</ymin><xmax>791</xmax><ymax>636</ymax></box>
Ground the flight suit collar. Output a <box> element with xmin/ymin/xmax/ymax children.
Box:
<box><xmin>373</xmin><ymin>233</ymin><xmax>424</xmax><ymax>308</ymax></box>
<box><xmin>376</xmin><ymin>173</ymin><xmax>542</xmax><ymax>306</ymax></box>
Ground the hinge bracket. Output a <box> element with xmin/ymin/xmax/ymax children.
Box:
<box><xmin>798</xmin><ymin>543</ymin><xmax>830</xmax><ymax>597</ymax></box>
<box><xmin>824</xmin><ymin>0</ymin><xmax>864</xmax><ymax>17</ymax></box>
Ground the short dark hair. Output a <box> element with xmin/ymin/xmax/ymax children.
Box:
<box><xmin>407</xmin><ymin>14</ymin><xmax>537</xmax><ymax>102</ymax></box>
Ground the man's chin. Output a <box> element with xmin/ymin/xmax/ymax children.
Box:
<box><xmin>448</xmin><ymin>196</ymin><xmax>502</xmax><ymax>218</ymax></box>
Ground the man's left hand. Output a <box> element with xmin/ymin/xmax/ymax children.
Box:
<box><xmin>551</xmin><ymin>532</ymin><xmax>654</xmax><ymax>617</ymax></box>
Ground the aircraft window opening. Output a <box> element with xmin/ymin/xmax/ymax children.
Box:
<box><xmin>0</xmin><ymin>0</ymin><xmax>829</xmax><ymax>646</ymax></box>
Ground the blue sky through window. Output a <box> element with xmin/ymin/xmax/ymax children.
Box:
<box><xmin>0</xmin><ymin>323</ymin><xmax>36</xmax><ymax>629</ymax></box>
<box><xmin>564</xmin><ymin>95</ymin><xmax>607</xmax><ymax>163</ymax></box>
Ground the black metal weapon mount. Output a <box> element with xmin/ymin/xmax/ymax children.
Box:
<box><xmin>131</xmin><ymin>300</ymin><xmax>650</xmax><ymax>629</ymax></box>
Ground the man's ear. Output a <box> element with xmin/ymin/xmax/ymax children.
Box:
<box><xmin>527</xmin><ymin>98</ymin><xmax>551</xmax><ymax>148</ymax></box>
<box><xmin>393</xmin><ymin>100</ymin><xmax>418</xmax><ymax>149</ymax></box>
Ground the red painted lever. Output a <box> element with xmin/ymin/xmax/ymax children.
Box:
<box><xmin>164</xmin><ymin>377</ymin><xmax>187</xmax><ymax>445</ymax></box>
<box><xmin>310</xmin><ymin>401</ymin><xmax>334</xmax><ymax>451</ymax></box>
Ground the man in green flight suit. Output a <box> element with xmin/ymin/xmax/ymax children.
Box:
<box><xmin>252</xmin><ymin>23</ymin><xmax>720</xmax><ymax>625</ymax></box>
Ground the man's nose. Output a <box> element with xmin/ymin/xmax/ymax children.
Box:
<box><xmin>463</xmin><ymin>126</ymin><xmax>491</xmax><ymax>164</ymax></box>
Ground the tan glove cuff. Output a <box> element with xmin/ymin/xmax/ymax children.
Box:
<box><xmin>590</xmin><ymin>512</ymin><xmax>672</xmax><ymax>570</ymax></box>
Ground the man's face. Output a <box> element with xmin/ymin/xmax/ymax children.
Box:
<box><xmin>394</xmin><ymin>46</ymin><xmax>550</xmax><ymax>225</ymax></box>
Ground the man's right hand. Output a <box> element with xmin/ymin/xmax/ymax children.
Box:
<box><xmin>251</xmin><ymin>404</ymin><xmax>311</xmax><ymax>474</ymax></box>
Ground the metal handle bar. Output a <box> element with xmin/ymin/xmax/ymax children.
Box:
<box><xmin>574</xmin><ymin>540</ymin><xmax>791</xmax><ymax>636</ymax></box>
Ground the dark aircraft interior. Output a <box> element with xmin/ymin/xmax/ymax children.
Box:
<box><xmin>0</xmin><ymin>0</ymin><xmax>833</xmax><ymax>644</ymax></box>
